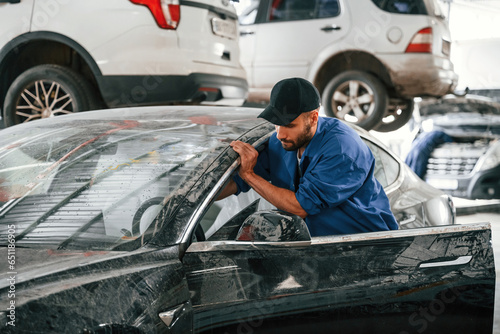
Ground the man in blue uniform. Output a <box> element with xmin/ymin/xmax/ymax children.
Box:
<box><xmin>220</xmin><ymin>77</ymin><xmax>398</xmax><ymax>236</ymax></box>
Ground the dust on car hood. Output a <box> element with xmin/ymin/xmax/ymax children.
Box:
<box><xmin>0</xmin><ymin>246</ymin><xmax>178</xmax><ymax>309</ymax></box>
<box><xmin>418</xmin><ymin>95</ymin><xmax>500</xmax><ymax>138</ymax></box>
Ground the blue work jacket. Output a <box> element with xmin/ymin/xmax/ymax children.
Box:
<box><xmin>235</xmin><ymin>117</ymin><xmax>399</xmax><ymax>236</ymax></box>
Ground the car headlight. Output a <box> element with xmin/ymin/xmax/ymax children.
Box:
<box><xmin>476</xmin><ymin>140</ymin><xmax>500</xmax><ymax>171</ymax></box>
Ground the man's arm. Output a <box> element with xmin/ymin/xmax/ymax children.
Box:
<box><xmin>230</xmin><ymin>141</ymin><xmax>307</xmax><ymax>218</ymax></box>
<box><xmin>216</xmin><ymin>178</ymin><xmax>238</xmax><ymax>200</ymax></box>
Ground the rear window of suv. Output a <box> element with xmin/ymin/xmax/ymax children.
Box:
<box><xmin>269</xmin><ymin>0</ymin><xmax>340</xmax><ymax>21</ymax></box>
<box><xmin>370</xmin><ymin>0</ymin><xmax>427</xmax><ymax>15</ymax></box>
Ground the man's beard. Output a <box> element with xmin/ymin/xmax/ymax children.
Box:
<box><xmin>280</xmin><ymin>122</ymin><xmax>314</xmax><ymax>151</ymax></box>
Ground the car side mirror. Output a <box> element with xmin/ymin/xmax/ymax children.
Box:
<box><xmin>235</xmin><ymin>210</ymin><xmax>311</xmax><ymax>242</ymax></box>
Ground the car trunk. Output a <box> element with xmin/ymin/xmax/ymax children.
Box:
<box><xmin>177</xmin><ymin>0</ymin><xmax>241</xmax><ymax>69</ymax></box>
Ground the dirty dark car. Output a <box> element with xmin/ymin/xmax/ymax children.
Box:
<box><xmin>0</xmin><ymin>106</ymin><xmax>494</xmax><ymax>333</ymax></box>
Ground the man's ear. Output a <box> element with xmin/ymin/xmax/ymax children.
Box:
<box><xmin>311</xmin><ymin>109</ymin><xmax>320</xmax><ymax>124</ymax></box>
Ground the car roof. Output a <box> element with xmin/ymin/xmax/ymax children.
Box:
<box><xmin>0</xmin><ymin>105</ymin><xmax>266</xmax><ymax>141</ymax></box>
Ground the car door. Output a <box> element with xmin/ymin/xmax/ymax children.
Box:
<box><xmin>239</xmin><ymin>0</ymin><xmax>350</xmax><ymax>89</ymax></box>
<box><xmin>184</xmin><ymin>220</ymin><xmax>495</xmax><ymax>333</ymax></box>
<box><xmin>181</xmin><ymin>167</ymin><xmax>495</xmax><ymax>333</ymax></box>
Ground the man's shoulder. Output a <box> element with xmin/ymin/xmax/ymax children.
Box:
<box><xmin>317</xmin><ymin>117</ymin><xmax>372</xmax><ymax>158</ymax></box>
<box><xmin>320</xmin><ymin>116</ymin><xmax>351</xmax><ymax>130</ymax></box>
<box><xmin>318</xmin><ymin>117</ymin><xmax>358</xmax><ymax>141</ymax></box>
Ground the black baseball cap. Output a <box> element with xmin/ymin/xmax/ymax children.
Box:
<box><xmin>258</xmin><ymin>77</ymin><xmax>320</xmax><ymax>126</ymax></box>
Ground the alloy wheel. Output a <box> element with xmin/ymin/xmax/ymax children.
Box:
<box><xmin>16</xmin><ymin>80</ymin><xmax>75</xmax><ymax>123</ymax></box>
<box><xmin>332</xmin><ymin>79</ymin><xmax>376</xmax><ymax>124</ymax></box>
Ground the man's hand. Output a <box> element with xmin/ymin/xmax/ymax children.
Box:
<box><xmin>230</xmin><ymin>141</ymin><xmax>258</xmax><ymax>181</ymax></box>
<box><xmin>230</xmin><ymin>140</ymin><xmax>307</xmax><ymax>218</ymax></box>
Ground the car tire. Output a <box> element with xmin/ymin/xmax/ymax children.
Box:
<box><xmin>3</xmin><ymin>64</ymin><xmax>98</xmax><ymax>127</ymax></box>
<box><xmin>374</xmin><ymin>98</ymin><xmax>414</xmax><ymax>132</ymax></box>
<box><xmin>322</xmin><ymin>70</ymin><xmax>388</xmax><ymax>130</ymax></box>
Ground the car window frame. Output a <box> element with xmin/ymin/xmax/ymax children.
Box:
<box><xmin>246</xmin><ymin>0</ymin><xmax>342</xmax><ymax>25</ymax></box>
<box><xmin>249</xmin><ymin>0</ymin><xmax>273</xmax><ymax>24</ymax></box>
<box><xmin>266</xmin><ymin>0</ymin><xmax>341</xmax><ymax>23</ymax></box>
<box><xmin>181</xmin><ymin>124</ymin><xmax>408</xmax><ymax>248</ymax></box>
<box><xmin>362</xmin><ymin>138</ymin><xmax>400</xmax><ymax>187</ymax></box>
<box><xmin>356</xmin><ymin>132</ymin><xmax>404</xmax><ymax>196</ymax></box>
<box><xmin>180</xmin><ymin>131</ymin><xmax>275</xmax><ymax>246</ymax></box>
<box><xmin>370</xmin><ymin>0</ymin><xmax>428</xmax><ymax>15</ymax></box>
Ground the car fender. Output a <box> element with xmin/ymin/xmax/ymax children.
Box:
<box><xmin>308</xmin><ymin>47</ymin><xmax>392</xmax><ymax>93</ymax></box>
<box><xmin>0</xmin><ymin>31</ymin><xmax>102</xmax><ymax>103</ymax></box>
<box><xmin>0</xmin><ymin>247</ymin><xmax>193</xmax><ymax>333</ymax></box>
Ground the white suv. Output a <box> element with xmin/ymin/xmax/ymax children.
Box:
<box><xmin>0</xmin><ymin>0</ymin><xmax>247</xmax><ymax>127</ymax></box>
<box><xmin>239</xmin><ymin>0</ymin><xmax>458</xmax><ymax>131</ymax></box>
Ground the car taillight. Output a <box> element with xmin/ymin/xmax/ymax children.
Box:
<box><xmin>130</xmin><ymin>0</ymin><xmax>180</xmax><ymax>29</ymax></box>
<box><xmin>405</xmin><ymin>27</ymin><xmax>433</xmax><ymax>53</ymax></box>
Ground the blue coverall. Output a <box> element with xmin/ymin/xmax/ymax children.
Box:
<box><xmin>235</xmin><ymin>117</ymin><xmax>399</xmax><ymax>236</ymax></box>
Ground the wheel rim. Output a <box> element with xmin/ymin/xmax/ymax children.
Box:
<box><xmin>380</xmin><ymin>108</ymin><xmax>402</xmax><ymax>125</ymax></box>
<box><xmin>331</xmin><ymin>80</ymin><xmax>375</xmax><ymax>123</ymax></box>
<box><xmin>379</xmin><ymin>101</ymin><xmax>411</xmax><ymax>124</ymax></box>
<box><xmin>374</xmin><ymin>99</ymin><xmax>414</xmax><ymax>132</ymax></box>
<box><xmin>16</xmin><ymin>80</ymin><xmax>74</xmax><ymax>123</ymax></box>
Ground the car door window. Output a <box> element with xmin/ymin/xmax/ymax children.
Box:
<box><xmin>270</xmin><ymin>0</ymin><xmax>340</xmax><ymax>22</ymax></box>
<box><xmin>363</xmin><ymin>139</ymin><xmax>399</xmax><ymax>187</ymax></box>
<box><xmin>317</xmin><ymin>0</ymin><xmax>341</xmax><ymax>18</ymax></box>
<box><xmin>199</xmin><ymin>186</ymin><xmax>276</xmax><ymax>241</ymax></box>
<box><xmin>370</xmin><ymin>0</ymin><xmax>427</xmax><ymax>14</ymax></box>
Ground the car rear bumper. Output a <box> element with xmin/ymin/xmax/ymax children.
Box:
<box><xmin>378</xmin><ymin>54</ymin><xmax>458</xmax><ymax>98</ymax></box>
<box><xmin>97</xmin><ymin>73</ymin><xmax>248</xmax><ymax>108</ymax></box>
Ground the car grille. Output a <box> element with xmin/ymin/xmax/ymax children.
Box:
<box><xmin>426</xmin><ymin>141</ymin><xmax>490</xmax><ymax>176</ymax></box>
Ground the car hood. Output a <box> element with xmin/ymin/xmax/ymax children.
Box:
<box><xmin>1</xmin><ymin>247</ymin><xmax>133</xmax><ymax>285</ymax></box>
<box><xmin>0</xmin><ymin>246</ymin><xmax>179</xmax><ymax>309</ymax></box>
<box><xmin>418</xmin><ymin>95</ymin><xmax>500</xmax><ymax>138</ymax></box>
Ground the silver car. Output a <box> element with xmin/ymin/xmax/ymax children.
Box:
<box><xmin>351</xmin><ymin>124</ymin><xmax>455</xmax><ymax>228</ymax></box>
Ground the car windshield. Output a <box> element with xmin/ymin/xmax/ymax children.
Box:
<box><xmin>0</xmin><ymin>107</ymin><xmax>263</xmax><ymax>250</ymax></box>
